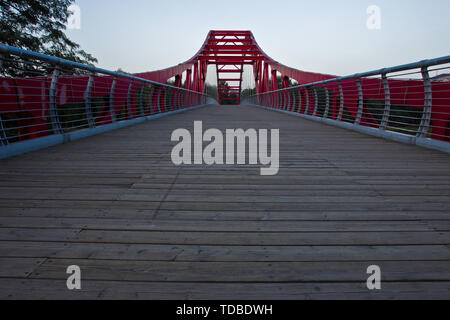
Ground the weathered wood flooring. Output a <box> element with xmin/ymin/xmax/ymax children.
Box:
<box><xmin>0</xmin><ymin>104</ymin><xmax>449</xmax><ymax>299</ymax></box>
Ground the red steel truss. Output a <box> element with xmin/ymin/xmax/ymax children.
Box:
<box><xmin>136</xmin><ymin>30</ymin><xmax>336</xmax><ymax>104</ymax></box>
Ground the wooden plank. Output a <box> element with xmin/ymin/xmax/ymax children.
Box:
<box><xmin>0</xmin><ymin>279</ymin><xmax>449</xmax><ymax>300</ymax></box>
<box><xmin>29</xmin><ymin>259</ymin><xmax>450</xmax><ymax>282</ymax></box>
<box><xmin>0</xmin><ymin>258</ymin><xmax>45</xmax><ymax>278</ymax></box>
<box><xmin>0</xmin><ymin>242</ymin><xmax>449</xmax><ymax>262</ymax></box>
<box><xmin>73</xmin><ymin>230</ymin><xmax>450</xmax><ymax>246</ymax></box>
<box><xmin>0</xmin><ymin>104</ymin><xmax>449</xmax><ymax>299</ymax></box>
<box><xmin>2</xmin><ymin>207</ymin><xmax>449</xmax><ymax>222</ymax></box>
<box><xmin>0</xmin><ymin>228</ymin><xmax>80</xmax><ymax>242</ymax></box>
<box><xmin>0</xmin><ymin>217</ymin><xmax>447</xmax><ymax>232</ymax></box>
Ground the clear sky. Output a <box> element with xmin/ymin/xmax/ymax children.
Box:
<box><xmin>67</xmin><ymin>0</ymin><xmax>450</xmax><ymax>81</ymax></box>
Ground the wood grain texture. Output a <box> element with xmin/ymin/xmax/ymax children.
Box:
<box><xmin>0</xmin><ymin>105</ymin><xmax>449</xmax><ymax>300</ymax></box>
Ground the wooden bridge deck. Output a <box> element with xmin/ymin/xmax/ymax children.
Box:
<box><xmin>0</xmin><ymin>105</ymin><xmax>449</xmax><ymax>300</ymax></box>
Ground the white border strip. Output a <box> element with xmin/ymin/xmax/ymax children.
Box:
<box><xmin>0</xmin><ymin>104</ymin><xmax>213</xmax><ymax>160</ymax></box>
<box><xmin>248</xmin><ymin>104</ymin><xmax>450</xmax><ymax>154</ymax></box>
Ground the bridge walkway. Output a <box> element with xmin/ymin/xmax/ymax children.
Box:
<box><xmin>0</xmin><ymin>105</ymin><xmax>449</xmax><ymax>299</ymax></box>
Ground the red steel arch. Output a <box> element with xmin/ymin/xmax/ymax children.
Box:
<box><xmin>135</xmin><ymin>30</ymin><xmax>337</xmax><ymax>104</ymax></box>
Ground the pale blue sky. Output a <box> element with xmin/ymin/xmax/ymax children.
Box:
<box><xmin>67</xmin><ymin>0</ymin><xmax>450</xmax><ymax>80</ymax></box>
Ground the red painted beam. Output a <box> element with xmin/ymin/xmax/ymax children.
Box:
<box><xmin>136</xmin><ymin>30</ymin><xmax>337</xmax><ymax>105</ymax></box>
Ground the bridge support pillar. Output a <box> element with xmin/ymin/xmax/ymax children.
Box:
<box><xmin>174</xmin><ymin>74</ymin><xmax>182</xmax><ymax>88</ymax></box>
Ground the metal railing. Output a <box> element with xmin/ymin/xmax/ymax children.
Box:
<box><xmin>0</xmin><ymin>44</ymin><xmax>209</xmax><ymax>147</ymax></box>
<box><xmin>244</xmin><ymin>56</ymin><xmax>450</xmax><ymax>146</ymax></box>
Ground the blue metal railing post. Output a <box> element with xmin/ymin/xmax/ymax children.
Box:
<box><xmin>49</xmin><ymin>69</ymin><xmax>63</xmax><ymax>134</ymax></box>
<box><xmin>85</xmin><ymin>74</ymin><xmax>96</xmax><ymax>128</ymax></box>
<box><xmin>126</xmin><ymin>80</ymin><xmax>134</xmax><ymax>119</ymax></box>
<box><xmin>355</xmin><ymin>78</ymin><xmax>363</xmax><ymax>125</ymax></box>
<box><xmin>109</xmin><ymin>77</ymin><xmax>117</xmax><ymax>122</ymax></box>
<box><xmin>380</xmin><ymin>73</ymin><xmax>391</xmax><ymax>130</ymax></box>
<box><xmin>324</xmin><ymin>84</ymin><xmax>330</xmax><ymax>119</ymax></box>
<box><xmin>418</xmin><ymin>66</ymin><xmax>432</xmax><ymax>138</ymax></box>
<box><xmin>337</xmin><ymin>81</ymin><xmax>344</xmax><ymax>121</ymax></box>
<box><xmin>0</xmin><ymin>53</ymin><xmax>9</xmax><ymax>146</ymax></box>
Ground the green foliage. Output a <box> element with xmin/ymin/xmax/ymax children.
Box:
<box><xmin>364</xmin><ymin>99</ymin><xmax>422</xmax><ymax>135</ymax></box>
<box><xmin>205</xmin><ymin>83</ymin><xmax>218</xmax><ymax>101</ymax></box>
<box><xmin>0</xmin><ymin>0</ymin><xmax>97</xmax><ymax>76</ymax></box>
<box><xmin>241</xmin><ymin>88</ymin><xmax>256</xmax><ymax>100</ymax></box>
<box><xmin>218</xmin><ymin>81</ymin><xmax>238</xmax><ymax>105</ymax></box>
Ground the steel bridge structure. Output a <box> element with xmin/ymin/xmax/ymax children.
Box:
<box><xmin>0</xmin><ymin>31</ymin><xmax>450</xmax><ymax>300</ymax></box>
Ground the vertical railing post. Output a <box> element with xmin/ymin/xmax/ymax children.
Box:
<box><xmin>156</xmin><ymin>87</ymin><xmax>162</xmax><ymax>114</ymax></box>
<box><xmin>181</xmin><ymin>90</ymin><xmax>185</xmax><ymax>109</ymax></box>
<box><xmin>184</xmin><ymin>90</ymin><xmax>189</xmax><ymax>108</ymax></box>
<box><xmin>85</xmin><ymin>74</ymin><xmax>96</xmax><ymax>128</ymax></box>
<box><xmin>355</xmin><ymin>78</ymin><xmax>363</xmax><ymax>125</ymax></box>
<box><xmin>0</xmin><ymin>54</ymin><xmax>9</xmax><ymax>146</ymax></box>
<box><xmin>158</xmin><ymin>87</ymin><xmax>163</xmax><ymax>113</ymax></box>
<box><xmin>304</xmin><ymin>87</ymin><xmax>310</xmax><ymax>115</ymax></box>
<box><xmin>284</xmin><ymin>91</ymin><xmax>288</xmax><ymax>110</ymax></box>
<box><xmin>280</xmin><ymin>91</ymin><xmax>284</xmax><ymax>110</ymax></box>
<box><xmin>323</xmin><ymin>84</ymin><xmax>330</xmax><ymax>118</ymax></box>
<box><xmin>338</xmin><ymin>81</ymin><xmax>344</xmax><ymax>121</ymax></box>
<box><xmin>380</xmin><ymin>73</ymin><xmax>391</xmax><ymax>130</ymax></box>
<box><xmin>148</xmin><ymin>86</ymin><xmax>155</xmax><ymax>115</ymax></box>
<box><xmin>176</xmin><ymin>90</ymin><xmax>181</xmax><ymax>110</ymax></box>
<box><xmin>109</xmin><ymin>77</ymin><xmax>117</xmax><ymax>122</ymax></box>
<box><xmin>418</xmin><ymin>66</ymin><xmax>432</xmax><ymax>138</ymax></box>
<box><xmin>174</xmin><ymin>89</ymin><xmax>178</xmax><ymax>110</ymax></box>
<box><xmin>176</xmin><ymin>89</ymin><xmax>180</xmax><ymax>110</ymax></box>
<box><xmin>168</xmin><ymin>88</ymin><xmax>173</xmax><ymax>111</ymax></box>
<box><xmin>139</xmin><ymin>83</ymin><xmax>145</xmax><ymax>117</ymax></box>
<box><xmin>289</xmin><ymin>90</ymin><xmax>294</xmax><ymax>112</ymax></box>
<box><xmin>174</xmin><ymin>89</ymin><xmax>179</xmax><ymax>110</ymax></box>
<box><xmin>50</xmin><ymin>69</ymin><xmax>63</xmax><ymax>133</ymax></box>
<box><xmin>312</xmin><ymin>87</ymin><xmax>319</xmax><ymax>117</ymax></box>
<box><xmin>167</xmin><ymin>88</ymin><xmax>172</xmax><ymax>111</ymax></box>
<box><xmin>182</xmin><ymin>90</ymin><xmax>186</xmax><ymax>109</ymax></box>
<box><xmin>298</xmin><ymin>88</ymin><xmax>302</xmax><ymax>113</ymax></box>
<box><xmin>126</xmin><ymin>80</ymin><xmax>134</xmax><ymax>119</ymax></box>
<box><xmin>287</xmin><ymin>90</ymin><xmax>292</xmax><ymax>111</ymax></box>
